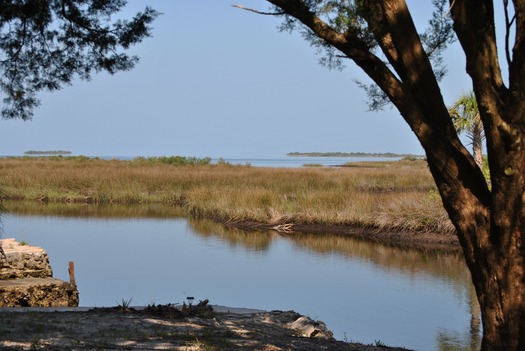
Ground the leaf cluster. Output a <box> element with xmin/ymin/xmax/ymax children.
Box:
<box><xmin>0</xmin><ymin>0</ymin><xmax>159</xmax><ymax>120</ymax></box>
<box><xmin>272</xmin><ymin>0</ymin><xmax>455</xmax><ymax>110</ymax></box>
<box><xmin>448</xmin><ymin>91</ymin><xmax>485</xmax><ymax>142</ymax></box>
<box><xmin>276</xmin><ymin>0</ymin><xmax>374</xmax><ymax>71</ymax></box>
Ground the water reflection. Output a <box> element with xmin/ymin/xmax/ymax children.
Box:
<box><xmin>188</xmin><ymin>218</ymin><xmax>274</xmax><ymax>252</ymax></box>
<box><xmin>1</xmin><ymin>201</ymin><xmax>481</xmax><ymax>351</ymax></box>
<box><xmin>284</xmin><ymin>233</ymin><xmax>481</xmax><ymax>351</ymax></box>
<box><xmin>188</xmin><ymin>224</ymin><xmax>482</xmax><ymax>351</ymax></box>
<box><xmin>2</xmin><ymin>200</ymin><xmax>186</xmax><ymax>219</ymax></box>
<box><xmin>435</xmin><ymin>285</ymin><xmax>481</xmax><ymax>351</ymax></box>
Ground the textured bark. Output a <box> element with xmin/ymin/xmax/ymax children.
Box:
<box><xmin>450</xmin><ymin>1</ymin><xmax>525</xmax><ymax>349</ymax></box>
<box><xmin>264</xmin><ymin>0</ymin><xmax>525</xmax><ymax>349</ymax></box>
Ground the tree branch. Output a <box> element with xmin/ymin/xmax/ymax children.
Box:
<box><xmin>264</xmin><ymin>0</ymin><xmax>490</xmax><ymax>264</ymax></box>
<box><xmin>231</xmin><ymin>5</ymin><xmax>284</xmax><ymax>16</ymax></box>
<box><xmin>503</xmin><ymin>0</ymin><xmax>516</xmax><ymax>68</ymax></box>
<box><xmin>449</xmin><ymin>0</ymin><xmax>507</xmax><ymax>130</ymax></box>
<box><xmin>506</xmin><ymin>1</ymin><xmax>525</xmax><ymax>130</ymax></box>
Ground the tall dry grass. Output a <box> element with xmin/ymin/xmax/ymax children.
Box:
<box><xmin>0</xmin><ymin>157</ymin><xmax>453</xmax><ymax>234</ymax></box>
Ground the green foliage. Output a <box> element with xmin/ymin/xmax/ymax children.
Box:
<box><xmin>49</xmin><ymin>155</ymin><xmax>93</xmax><ymax>162</ymax></box>
<box><xmin>274</xmin><ymin>0</ymin><xmax>454</xmax><ymax>110</ymax></box>
<box><xmin>374</xmin><ymin>339</ymin><xmax>388</xmax><ymax>347</ymax></box>
<box><xmin>448</xmin><ymin>90</ymin><xmax>485</xmax><ymax>168</ymax></box>
<box><xmin>135</xmin><ymin>156</ymin><xmax>212</xmax><ymax>166</ymax></box>
<box><xmin>116</xmin><ymin>297</ymin><xmax>133</xmax><ymax>311</ymax></box>
<box><xmin>419</xmin><ymin>0</ymin><xmax>457</xmax><ymax>80</ymax></box>
<box><xmin>216</xmin><ymin>158</ymin><xmax>232</xmax><ymax>166</ymax></box>
<box><xmin>448</xmin><ymin>91</ymin><xmax>482</xmax><ymax>138</ymax></box>
<box><xmin>402</xmin><ymin>155</ymin><xmax>419</xmax><ymax>161</ymax></box>
<box><xmin>276</xmin><ymin>0</ymin><xmax>372</xmax><ymax>71</ymax></box>
<box><xmin>0</xmin><ymin>0</ymin><xmax>159</xmax><ymax>120</ymax></box>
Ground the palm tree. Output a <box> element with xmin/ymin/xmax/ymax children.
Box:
<box><xmin>448</xmin><ymin>91</ymin><xmax>485</xmax><ymax>169</ymax></box>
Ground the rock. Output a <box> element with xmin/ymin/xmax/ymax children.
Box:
<box><xmin>0</xmin><ymin>277</ymin><xmax>79</xmax><ymax>307</ymax></box>
<box><xmin>0</xmin><ymin>238</ymin><xmax>79</xmax><ymax>307</ymax></box>
<box><xmin>0</xmin><ymin>238</ymin><xmax>52</xmax><ymax>279</ymax></box>
<box><xmin>288</xmin><ymin>315</ymin><xmax>335</xmax><ymax>339</ymax></box>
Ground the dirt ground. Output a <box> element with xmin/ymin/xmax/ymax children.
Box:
<box><xmin>0</xmin><ymin>305</ymin><xmax>411</xmax><ymax>351</ymax></box>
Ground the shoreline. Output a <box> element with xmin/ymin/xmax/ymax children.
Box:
<box><xmin>2</xmin><ymin>198</ymin><xmax>461</xmax><ymax>252</ymax></box>
<box><xmin>213</xmin><ymin>216</ymin><xmax>460</xmax><ymax>252</ymax></box>
<box><xmin>0</xmin><ymin>157</ymin><xmax>454</xmax><ymax>236</ymax></box>
<box><xmin>0</xmin><ymin>304</ymin><xmax>412</xmax><ymax>350</ymax></box>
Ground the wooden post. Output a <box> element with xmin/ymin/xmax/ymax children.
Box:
<box><xmin>68</xmin><ymin>261</ymin><xmax>76</xmax><ymax>285</ymax></box>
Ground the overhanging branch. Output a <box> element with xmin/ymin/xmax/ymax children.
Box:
<box><xmin>503</xmin><ymin>0</ymin><xmax>516</xmax><ymax>68</ymax></box>
<box><xmin>231</xmin><ymin>5</ymin><xmax>285</xmax><ymax>16</ymax></box>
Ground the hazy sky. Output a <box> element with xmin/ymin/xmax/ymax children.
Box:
<box><xmin>1</xmin><ymin>1</ymin><xmax>474</xmax><ymax>158</ymax></box>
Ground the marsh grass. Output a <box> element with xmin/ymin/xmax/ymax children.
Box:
<box><xmin>0</xmin><ymin>157</ymin><xmax>452</xmax><ymax>234</ymax></box>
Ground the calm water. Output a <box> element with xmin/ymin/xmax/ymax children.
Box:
<box><xmin>213</xmin><ymin>156</ymin><xmax>403</xmax><ymax>167</ymax></box>
<box><xmin>1</xmin><ymin>203</ymin><xmax>480</xmax><ymax>351</ymax></box>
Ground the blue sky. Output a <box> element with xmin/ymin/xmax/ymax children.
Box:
<box><xmin>1</xmin><ymin>1</ymin><xmax>474</xmax><ymax>158</ymax></box>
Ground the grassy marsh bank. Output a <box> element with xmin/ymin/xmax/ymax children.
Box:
<box><xmin>0</xmin><ymin>157</ymin><xmax>455</xmax><ymax>239</ymax></box>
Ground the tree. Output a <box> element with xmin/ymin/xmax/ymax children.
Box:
<box><xmin>449</xmin><ymin>91</ymin><xmax>484</xmax><ymax>169</ymax></box>
<box><xmin>0</xmin><ymin>0</ymin><xmax>159</xmax><ymax>120</ymax></box>
<box><xmin>237</xmin><ymin>0</ymin><xmax>525</xmax><ymax>350</ymax></box>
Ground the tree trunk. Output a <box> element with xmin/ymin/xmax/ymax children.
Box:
<box><xmin>263</xmin><ymin>0</ymin><xmax>525</xmax><ymax>349</ymax></box>
<box><xmin>449</xmin><ymin>0</ymin><xmax>525</xmax><ymax>346</ymax></box>
<box><xmin>468</xmin><ymin>224</ymin><xmax>525</xmax><ymax>351</ymax></box>
<box><xmin>482</xmin><ymin>266</ymin><xmax>525</xmax><ymax>351</ymax></box>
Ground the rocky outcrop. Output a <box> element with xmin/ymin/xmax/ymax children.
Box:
<box><xmin>0</xmin><ymin>238</ymin><xmax>79</xmax><ymax>307</ymax></box>
<box><xmin>0</xmin><ymin>238</ymin><xmax>53</xmax><ymax>279</ymax></box>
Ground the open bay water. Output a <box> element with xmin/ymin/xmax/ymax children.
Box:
<box><xmin>1</xmin><ymin>207</ymin><xmax>480</xmax><ymax>351</ymax></box>
<box><xmin>212</xmin><ymin>156</ymin><xmax>404</xmax><ymax>167</ymax></box>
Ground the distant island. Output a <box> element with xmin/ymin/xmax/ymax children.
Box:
<box><xmin>24</xmin><ymin>150</ymin><xmax>72</xmax><ymax>155</ymax></box>
<box><xmin>287</xmin><ymin>152</ymin><xmax>422</xmax><ymax>158</ymax></box>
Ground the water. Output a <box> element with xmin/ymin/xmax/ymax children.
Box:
<box><xmin>1</xmin><ymin>204</ymin><xmax>480</xmax><ymax>351</ymax></box>
<box><xmin>213</xmin><ymin>156</ymin><xmax>403</xmax><ymax>167</ymax></box>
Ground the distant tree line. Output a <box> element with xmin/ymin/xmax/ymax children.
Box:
<box><xmin>24</xmin><ymin>150</ymin><xmax>72</xmax><ymax>155</ymax></box>
<box><xmin>133</xmin><ymin>156</ymin><xmax>212</xmax><ymax>166</ymax></box>
<box><xmin>287</xmin><ymin>152</ymin><xmax>422</xmax><ymax>158</ymax></box>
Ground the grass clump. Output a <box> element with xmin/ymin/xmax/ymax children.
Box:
<box><xmin>0</xmin><ymin>157</ymin><xmax>452</xmax><ymax>234</ymax></box>
<box><xmin>116</xmin><ymin>298</ymin><xmax>133</xmax><ymax>311</ymax></box>
<box><xmin>133</xmin><ymin>156</ymin><xmax>212</xmax><ymax>166</ymax></box>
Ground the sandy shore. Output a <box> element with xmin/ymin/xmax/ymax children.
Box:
<box><xmin>0</xmin><ymin>304</ymin><xmax>411</xmax><ymax>350</ymax></box>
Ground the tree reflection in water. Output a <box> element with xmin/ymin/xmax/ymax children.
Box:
<box><xmin>3</xmin><ymin>201</ymin><xmax>481</xmax><ymax>350</ymax></box>
<box><xmin>188</xmin><ymin>226</ymin><xmax>481</xmax><ymax>351</ymax></box>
